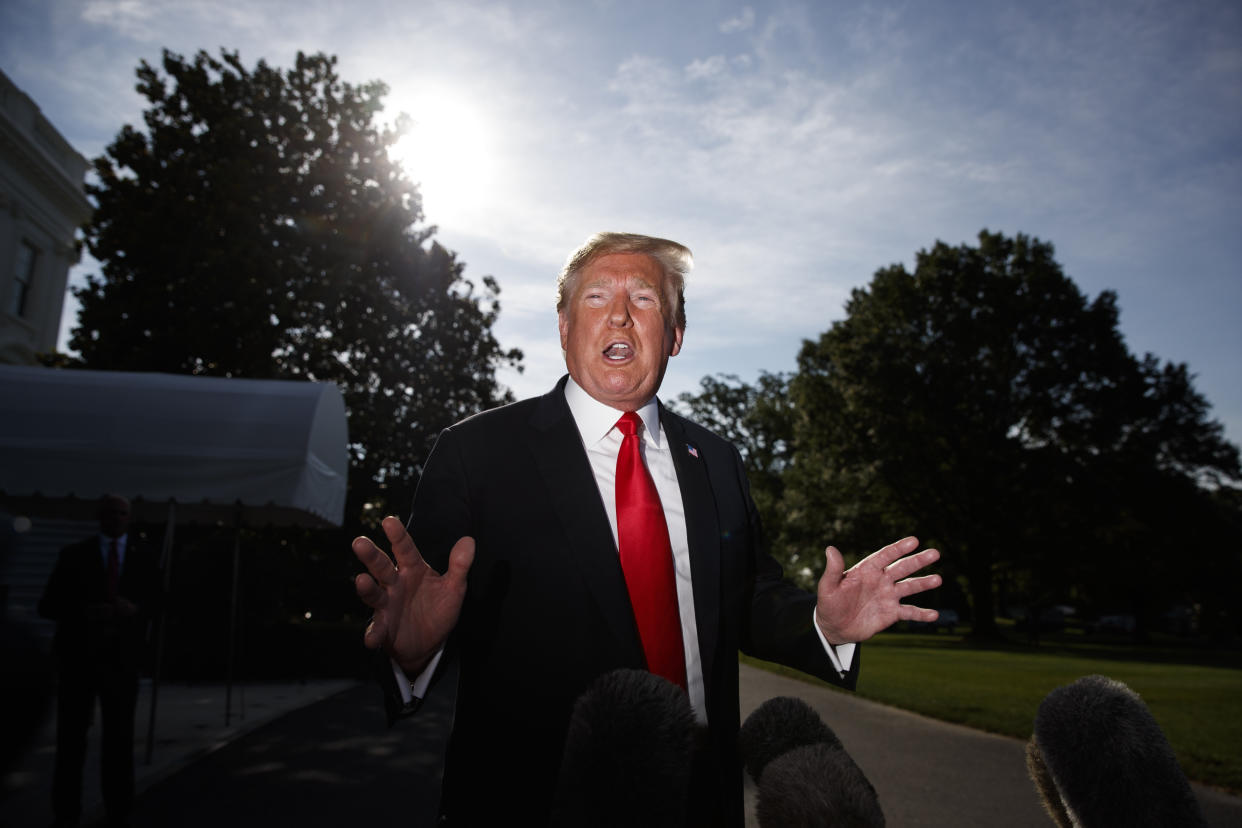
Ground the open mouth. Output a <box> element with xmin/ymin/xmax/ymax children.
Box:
<box><xmin>603</xmin><ymin>342</ymin><xmax>633</xmax><ymax>361</ymax></box>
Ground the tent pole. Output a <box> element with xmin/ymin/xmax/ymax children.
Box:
<box><xmin>145</xmin><ymin>500</ymin><xmax>175</xmax><ymax>764</ymax></box>
<box><xmin>225</xmin><ymin>505</ymin><xmax>242</xmax><ymax>727</ymax></box>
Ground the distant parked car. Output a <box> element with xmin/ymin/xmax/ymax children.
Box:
<box><xmin>1016</xmin><ymin>605</ymin><xmax>1072</xmax><ymax>633</ymax></box>
<box><xmin>1089</xmin><ymin>614</ymin><xmax>1137</xmax><ymax>634</ymax></box>
<box><xmin>909</xmin><ymin>608</ymin><xmax>959</xmax><ymax>633</ymax></box>
<box><xmin>934</xmin><ymin>609</ymin><xmax>960</xmax><ymax>632</ymax></box>
<box><xmin>1162</xmin><ymin>604</ymin><xmax>1197</xmax><ymax>636</ymax></box>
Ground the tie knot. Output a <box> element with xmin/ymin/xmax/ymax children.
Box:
<box><xmin>616</xmin><ymin>411</ymin><xmax>643</xmax><ymax>437</ymax></box>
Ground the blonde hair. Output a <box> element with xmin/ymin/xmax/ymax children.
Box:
<box><xmin>556</xmin><ymin>232</ymin><xmax>693</xmax><ymax>329</ymax></box>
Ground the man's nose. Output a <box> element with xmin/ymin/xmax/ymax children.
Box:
<box><xmin>607</xmin><ymin>297</ymin><xmax>632</xmax><ymax>326</ymax></box>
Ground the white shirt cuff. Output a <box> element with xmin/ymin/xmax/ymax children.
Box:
<box><xmin>392</xmin><ymin>646</ymin><xmax>445</xmax><ymax>705</ymax></box>
<box><xmin>812</xmin><ymin>608</ymin><xmax>857</xmax><ymax>677</ymax></box>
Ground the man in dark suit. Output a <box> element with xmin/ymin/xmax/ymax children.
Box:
<box><xmin>39</xmin><ymin>494</ymin><xmax>161</xmax><ymax>828</ymax></box>
<box><xmin>353</xmin><ymin>232</ymin><xmax>941</xmax><ymax>825</ymax></box>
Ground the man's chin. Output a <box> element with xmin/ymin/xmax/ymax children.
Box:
<box><xmin>579</xmin><ymin>374</ymin><xmax>656</xmax><ymax>410</ymax></box>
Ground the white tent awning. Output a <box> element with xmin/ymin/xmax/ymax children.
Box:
<box><xmin>0</xmin><ymin>365</ymin><xmax>348</xmax><ymax>527</ymax></box>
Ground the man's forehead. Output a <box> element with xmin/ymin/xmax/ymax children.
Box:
<box><xmin>581</xmin><ymin>253</ymin><xmax>664</xmax><ymax>285</ymax></box>
<box><xmin>584</xmin><ymin>251</ymin><xmax>660</xmax><ymax>272</ymax></box>
<box><xmin>581</xmin><ymin>272</ymin><xmax>659</xmax><ymax>289</ymax></box>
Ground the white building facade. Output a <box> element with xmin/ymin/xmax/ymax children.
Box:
<box><xmin>0</xmin><ymin>68</ymin><xmax>90</xmax><ymax>365</ymax></box>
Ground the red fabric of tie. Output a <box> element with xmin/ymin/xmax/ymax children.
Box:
<box><xmin>107</xmin><ymin>538</ymin><xmax>119</xmax><ymax>599</ymax></box>
<box><xmin>614</xmin><ymin>412</ymin><xmax>686</xmax><ymax>689</ymax></box>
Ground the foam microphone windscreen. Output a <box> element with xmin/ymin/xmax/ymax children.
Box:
<box><xmin>739</xmin><ymin>696</ymin><xmax>883</xmax><ymax>827</ymax></box>
<box><xmin>551</xmin><ymin>668</ymin><xmax>697</xmax><ymax>828</ymax></box>
<box><xmin>1026</xmin><ymin>674</ymin><xmax>1207</xmax><ymax>828</ymax></box>
<box><xmin>757</xmin><ymin>742</ymin><xmax>885</xmax><ymax>828</ymax></box>
<box><xmin>738</xmin><ymin>695</ymin><xmax>841</xmax><ymax>783</ymax></box>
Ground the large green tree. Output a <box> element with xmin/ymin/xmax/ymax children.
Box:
<box><xmin>70</xmin><ymin>49</ymin><xmax>522</xmax><ymax>525</ymax></box>
<box><xmin>786</xmin><ymin>230</ymin><xmax>1239</xmax><ymax>638</ymax></box>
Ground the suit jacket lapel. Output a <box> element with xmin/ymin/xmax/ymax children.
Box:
<box><xmin>660</xmin><ymin>406</ymin><xmax>721</xmax><ymax>690</ymax></box>
<box><xmin>528</xmin><ymin>378</ymin><xmax>643</xmax><ymax>660</ymax></box>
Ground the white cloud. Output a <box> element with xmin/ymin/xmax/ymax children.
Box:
<box><xmin>720</xmin><ymin>6</ymin><xmax>755</xmax><ymax>34</ymax></box>
<box><xmin>685</xmin><ymin>55</ymin><xmax>728</xmax><ymax>80</ymax></box>
<box><xmin>80</xmin><ymin>0</ymin><xmax>158</xmax><ymax>38</ymax></box>
<box><xmin>80</xmin><ymin>0</ymin><xmax>266</xmax><ymax>43</ymax></box>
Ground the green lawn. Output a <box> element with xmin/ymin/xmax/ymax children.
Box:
<box><xmin>742</xmin><ymin>630</ymin><xmax>1242</xmax><ymax>794</ymax></box>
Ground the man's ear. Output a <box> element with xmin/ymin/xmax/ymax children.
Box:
<box><xmin>669</xmin><ymin>326</ymin><xmax>684</xmax><ymax>357</ymax></box>
<box><xmin>558</xmin><ymin>311</ymin><xmax>570</xmax><ymax>351</ymax></box>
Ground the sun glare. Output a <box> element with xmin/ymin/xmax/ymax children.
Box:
<box><xmin>388</xmin><ymin>88</ymin><xmax>497</xmax><ymax>227</ymax></box>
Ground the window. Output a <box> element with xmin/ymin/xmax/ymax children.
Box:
<box><xmin>12</xmin><ymin>240</ymin><xmax>38</xmax><ymax>317</ymax></box>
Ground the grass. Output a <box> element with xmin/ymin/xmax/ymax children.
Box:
<box><xmin>742</xmin><ymin>628</ymin><xmax>1242</xmax><ymax>794</ymax></box>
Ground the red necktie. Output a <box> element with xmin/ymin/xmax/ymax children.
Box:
<box><xmin>107</xmin><ymin>538</ymin><xmax>119</xmax><ymax>599</ymax></box>
<box><xmin>615</xmin><ymin>412</ymin><xmax>686</xmax><ymax>689</ymax></box>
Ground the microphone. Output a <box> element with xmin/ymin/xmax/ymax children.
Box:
<box><xmin>739</xmin><ymin>696</ymin><xmax>884</xmax><ymax>827</ymax></box>
<box><xmin>551</xmin><ymin>668</ymin><xmax>697</xmax><ymax>828</ymax></box>
<box><xmin>738</xmin><ymin>695</ymin><xmax>842</xmax><ymax>782</ymax></box>
<box><xmin>1026</xmin><ymin>674</ymin><xmax>1207</xmax><ymax>828</ymax></box>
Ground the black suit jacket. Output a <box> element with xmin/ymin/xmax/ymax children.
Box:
<box><xmin>401</xmin><ymin>377</ymin><xmax>859</xmax><ymax>825</ymax></box>
<box><xmin>38</xmin><ymin>534</ymin><xmax>160</xmax><ymax>675</ymax></box>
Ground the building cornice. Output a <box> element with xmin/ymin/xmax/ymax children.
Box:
<box><xmin>0</xmin><ymin>70</ymin><xmax>92</xmax><ymax>224</ymax></box>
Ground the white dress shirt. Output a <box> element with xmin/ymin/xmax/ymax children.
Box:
<box><xmin>100</xmin><ymin>533</ymin><xmax>127</xmax><ymax>570</ymax></box>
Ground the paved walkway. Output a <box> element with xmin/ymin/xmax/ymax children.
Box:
<box><xmin>0</xmin><ymin>678</ymin><xmax>359</xmax><ymax>828</ymax></box>
<box><xmin>3</xmin><ymin>665</ymin><xmax>1240</xmax><ymax>827</ymax></box>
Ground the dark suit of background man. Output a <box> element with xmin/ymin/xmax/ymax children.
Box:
<box><xmin>354</xmin><ymin>232</ymin><xmax>943</xmax><ymax>826</ymax></box>
<box><xmin>39</xmin><ymin>494</ymin><xmax>160</xmax><ymax>828</ymax></box>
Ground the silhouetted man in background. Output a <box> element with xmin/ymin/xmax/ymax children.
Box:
<box><xmin>39</xmin><ymin>494</ymin><xmax>160</xmax><ymax>828</ymax></box>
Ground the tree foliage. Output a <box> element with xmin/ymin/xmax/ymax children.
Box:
<box><xmin>70</xmin><ymin>49</ymin><xmax>522</xmax><ymax>525</ymax></box>
<box><xmin>673</xmin><ymin>372</ymin><xmax>800</xmax><ymax>572</ymax></box>
<box><xmin>785</xmin><ymin>230</ymin><xmax>1239</xmax><ymax>638</ymax></box>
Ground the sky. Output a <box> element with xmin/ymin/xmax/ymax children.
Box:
<box><xmin>3</xmin><ymin>0</ymin><xmax>1240</xmax><ymax>447</ymax></box>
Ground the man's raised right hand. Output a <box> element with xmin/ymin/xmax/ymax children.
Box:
<box><xmin>352</xmin><ymin>516</ymin><xmax>474</xmax><ymax>676</ymax></box>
